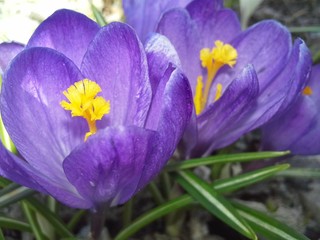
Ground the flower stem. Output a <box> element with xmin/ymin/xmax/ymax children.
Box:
<box><xmin>89</xmin><ymin>204</ymin><xmax>107</xmax><ymax>240</ymax></box>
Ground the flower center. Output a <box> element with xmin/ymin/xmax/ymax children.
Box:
<box><xmin>60</xmin><ymin>79</ymin><xmax>110</xmax><ymax>141</ymax></box>
<box><xmin>302</xmin><ymin>86</ymin><xmax>312</xmax><ymax>96</ymax></box>
<box><xmin>193</xmin><ymin>40</ymin><xmax>237</xmax><ymax>115</ymax></box>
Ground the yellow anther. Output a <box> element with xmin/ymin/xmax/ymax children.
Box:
<box><xmin>194</xmin><ymin>40</ymin><xmax>237</xmax><ymax>115</ymax></box>
<box><xmin>194</xmin><ymin>76</ymin><xmax>204</xmax><ymax>115</ymax></box>
<box><xmin>60</xmin><ymin>79</ymin><xmax>110</xmax><ymax>141</ymax></box>
<box><xmin>214</xmin><ymin>83</ymin><xmax>223</xmax><ymax>101</ymax></box>
<box><xmin>302</xmin><ymin>86</ymin><xmax>313</xmax><ymax>96</ymax></box>
<box><xmin>212</xmin><ymin>40</ymin><xmax>237</xmax><ymax>67</ymax></box>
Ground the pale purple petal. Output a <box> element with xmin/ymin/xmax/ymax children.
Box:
<box><xmin>63</xmin><ymin>126</ymin><xmax>159</xmax><ymax>206</ymax></box>
<box><xmin>1</xmin><ymin>47</ymin><xmax>87</xmax><ymax>183</ymax></box>
<box><xmin>0</xmin><ymin>42</ymin><xmax>24</xmax><ymax>74</ymax></box>
<box><xmin>157</xmin><ymin>4</ymin><xmax>241</xmax><ymax>94</ymax></box>
<box><xmin>186</xmin><ymin>0</ymin><xmax>239</xmax><ymax>48</ymax></box>
<box><xmin>140</xmin><ymin>68</ymin><xmax>193</xmax><ymax>188</ymax></box>
<box><xmin>144</xmin><ymin>33</ymin><xmax>181</xmax><ymax>93</ymax></box>
<box><xmin>210</xmin><ymin>20</ymin><xmax>292</xmax><ymax>101</ymax></box>
<box><xmin>81</xmin><ymin>22</ymin><xmax>152</xmax><ymax>127</ymax></box>
<box><xmin>123</xmin><ymin>0</ymin><xmax>192</xmax><ymax>41</ymax></box>
<box><xmin>190</xmin><ymin>65</ymin><xmax>259</xmax><ymax>157</ymax></box>
<box><xmin>262</xmin><ymin>64</ymin><xmax>320</xmax><ymax>155</ymax></box>
<box><xmin>0</xmin><ymin>143</ymin><xmax>91</xmax><ymax>208</ymax></box>
<box><xmin>27</xmin><ymin>9</ymin><xmax>100</xmax><ymax>67</ymax></box>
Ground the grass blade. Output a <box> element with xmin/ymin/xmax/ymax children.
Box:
<box><xmin>26</xmin><ymin>198</ymin><xmax>73</xmax><ymax>238</ymax></box>
<box><xmin>214</xmin><ymin>164</ymin><xmax>290</xmax><ymax>193</ymax></box>
<box><xmin>289</xmin><ymin>26</ymin><xmax>320</xmax><ymax>33</ymax></box>
<box><xmin>115</xmin><ymin>164</ymin><xmax>289</xmax><ymax>239</ymax></box>
<box><xmin>232</xmin><ymin>201</ymin><xmax>310</xmax><ymax>240</ymax></box>
<box><xmin>176</xmin><ymin>170</ymin><xmax>257</xmax><ymax>240</ymax></box>
<box><xmin>277</xmin><ymin>168</ymin><xmax>320</xmax><ymax>178</ymax></box>
<box><xmin>90</xmin><ymin>1</ymin><xmax>107</xmax><ymax>26</ymax></box>
<box><xmin>0</xmin><ymin>216</ymin><xmax>31</xmax><ymax>232</ymax></box>
<box><xmin>0</xmin><ymin>186</ymin><xmax>35</xmax><ymax>209</ymax></box>
<box><xmin>22</xmin><ymin>202</ymin><xmax>46</xmax><ymax>240</ymax></box>
<box><xmin>165</xmin><ymin>151</ymin><xmax>289</xmax><ymax>171</ymax></box>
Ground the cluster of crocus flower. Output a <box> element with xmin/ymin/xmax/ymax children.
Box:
<box><xmin>0</xmin><ymin>9</ymin><xmax>192</xmax><ymax>209</ymax></box>
<box><xmin>0</xmin><ymin>0</ymin><xmax>318</xmax><ymax>211</ymax></box>
<box><xmin>124</xmin><ymin>0</ymin><xmax>313</xmax><ymax>158</ymax></box>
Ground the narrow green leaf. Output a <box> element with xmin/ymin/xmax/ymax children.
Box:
<box><xmin>22</xmin><ymin>202</ymin><xmax>46</xmax><ymax>240</ymax></box>
<box><xmin>232</xmin><ymin>201</ymin><xmax>310</xmax><ymax>240</ymax></box>
<box><xmin>0</xmin><ymin>186</ymin><xmax>35</xmax><ymax>209</ymax></box>
<box><xmin>67</xmin><ymin>210</ymin><xmax>86</xmax><ymax>231</ymax></box>
<box><xmin>277</xmin><ymin>168</ymin><xmax>320</xmax><ymax>178</ymax></box>
<box><xmin>0</xmin><ymin>182</ymin><xmax>21</xmax><ymax>196</ymax></box>
<box><xmin>114</xmin><ymin>195</ymin><xmax>192</xmax><ymax>240</ymax></box>
<box><xmin>176</xmin><ymin>170</ymin><xmax>257</xmax><ymax>240</ymax></box>
<box><xmin>26</xmin><ymin>198</ymin><xmax>73</xmax><ymax>238</ymax></box>
<box><xmin>0</xmin><ymin>216</ymin><xmax>31</xmax><ymax>232</ymax></box>
<box><xmin>90</xmin><ymin>1</ymin><xmax>107</xmax><ymax>26</ymax></box>
<box><xmin>313</xmin><ymin>50</ymin><xmax>320</xmax><ymax>64</ymax></box>
<box><xmin>214</xmin><ymin>164</ymin><xmax>290</xmax><ymax>193</ymax></box>
<box><xmin>0</xmin><ymin>228</ymin><xmax>5</xmax><ymax>240</ymax></box>
<box><xmin>165</xmin><ymin>151</ymin><xmax>290</xmax><ymax>171</ymax></box>
<box><xmin>289</xmin><ymin>26</ymin><xmax>320</xmax><ymax>33</ymax></box>
<box><xmin>115</xmin><ymin>164</ymin><xmax>289</xmax><ymax>239</ymax></box>
<box><xmin>0</xmin><ymin>177</ymin><xmax>11</xmax><ymax>188</ymax></box>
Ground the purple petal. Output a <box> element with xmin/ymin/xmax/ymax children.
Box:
<box><xmin>1</xmin><ymin>47</ymin><xmax>87</xmax><ymax>183</ymax></box>
<box><xmin>0</xmin><ymin>143</ymin><xmax>92</xmax><ymax>208</ymax></box>
<box><xmin>142</xmin><ymin>67</ymin><xmax>193</xmax><ymax>184</ymax></box>
<box><xmin>144</xmin><ymin>33</ymin><xmax>181</xmax><ymax>98</ymax></box>
<box><xmin>123</xmin><ymin>0</ymin><xmax>192</xmax><ymax>41</ymax></box>
<box><xmin>157</xmin><ymin>5</ymin><xmax>241</xmax><ymax>94</ymax></box>
<box><xmin>274</xmin><ymin>39</ymin><xmax>312</xmax><ymax>113</ymax></box>
<box><xmin>27</xmin><ymin>9</ymin><xmax>100</xmax><ymax>67</ymax></box>
<box><xmin>63</xmin><ymin>126</ymin><xmax>160</xmax><ymax>206</ymax></box>
<box><xmin>211</xmin><ymin>20</ymin><xmax>292</xmax><ymax>101</ymax></box>
<box><xmin>262</xmin><ymin>64</ymin><xmax>320</xmax><ymax>155</ymax></box>
<box><xmin>190</xmin><ymin>65</ymin><xmax>259</xmax><ymax>156</ymax></box>
<box><xmin>0</xmin><ymin>42</ymin><xmax>24</xmax><ymax>74</ymax></box>
<box><xmin>186</xmin><ymin>0</ymin><xmax>240</xmax><ymax>48</ymax></box>
<box><xmin>81</xmin><ymin>22</ymin><xmax>152</xmax><ymax>127</ymax></box>
<box><xmin>262</xmin><ymin>96</ymin><xmax>319</xmax><ymax>155</ymax></box>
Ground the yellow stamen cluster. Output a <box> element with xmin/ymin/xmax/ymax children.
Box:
<box><xmin>194</xmin><ymin>40</ymin><xmax>237</xmax><ymax>115</ymax></box>
<box><xmin>60</xmin><ymin>79</ymin><xmax>110</xmax><ymax>141</ymax></box>
<box><xmin>302</xmin><ymin>86</ymin><xmax>313</xmax><ymax>96</ymax></box>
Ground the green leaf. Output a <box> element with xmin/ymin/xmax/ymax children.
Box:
<box><xmin>26</xmin><ymin>198</ymin><xmax>74</xmax><ymax>238</ymax></box>
<box><xmin>114</xmin><ymin>195</ymin><xmax>192</xmax><ymax>240</ymax></box>
<box><xmin>176</xmin><ymin>170</ymin><xmax>257</xmax><ymax>240</ymax></box>
<box><xmin>90</xmin><ymin>1</ymin><xmax>107</xmax><ymax>26</ymax></box>
<box><xmin>232</xmin><ymin>201</ymin><xmax>310</xmax><ymax>240</ymax></box>
<box><xmin>0</xmin><ymin>216</ymin><xmax>31</xmax><ymax>232</ymax></box>
<box><xmin>214</xmin><ymin>164</ymin><xmax>290</xmax><ymax>193</ymax></box>
<box><xmin>165</xmin><ymin>151</ymin><xmax>290</xmax><ymax>171</ymax></box>
<box><xmin>0</xmin><ymin>228</ymin><xmax>4</xmax><ymax>240</ymax></box>
<box><xmin>289</xmin><ymin>26</ymin><xmax>320</xmax><ymax>33</ymax></box>
<box><xmin>22</xmin><ymin>202</ymin><xmax>46</xmax><ymax>240</ymax></box>
<box><xmin>240</xmin><ymin>0</ymin><xmax>264</xmax><ymax>29</ymax></box>
<box><xmin>0</xmin><ymin>185</ymin><xmax>35</xmax><ymax>209</ymax></box>
<box><xmin>115</xmin><ymin>164</ymin><xmax>289</xmax><ymax>240</ymax></box>
<box><xmin>67</xmin><ymin>210</ymin><xmax>86</xmax><ymax>231</ymax></box>
<box><xmin>277</xmin><ymin>168</ymin><xmax>320</xmax><ymax>178</ymax></box>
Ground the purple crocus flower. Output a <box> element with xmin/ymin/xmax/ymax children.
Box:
<box><xmin>125</xmin><ymin>0</ymin><xmax>312</xmax><ymax>158</ymax></box>
<box><xmin>0</xmin><ymin>9</ymin><xmax>192</xmax><ymax>209</ymax></box>
<box><xmin>261</xmin><ymin>64</ymin><xmax>320</xmax><ymax>155</ymax></box>
<box><xmin>0</xmin><ymin>42</ymin><xmax>24</xmax><ymax>74</ymax></box>
<box><xmin>123</xmin><ymin>0</ymin><xmax>192</xmax><ymax>41</ymax></box>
